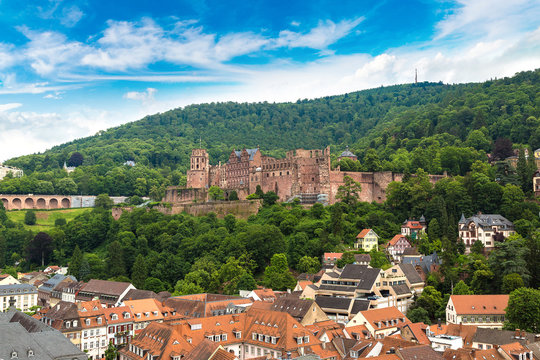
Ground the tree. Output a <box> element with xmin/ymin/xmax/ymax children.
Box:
<box><xmin>263</xmin><ymin>253</ymin><xmax>296</xmax><ymax>291</ymax></box>
<box><xmin>502</xmin><ymin>273</ymin><xmax>524</xmax><ymax>294</ymax></box>
<box><xmin>297</xmin><ymin>256</ymin><xmax>320</xmax><ymax>274</ymax></box>
<box><xmin>67</xmin><ymin>152</ymin><xmax>84</xmax><ymax>167</ymax></box>
<box><xmin>56</xmin><ymin>177</ymin><xmax>78</xmax><ymax>195</ymax></box>
<box><xmin>492</xmin><ymin>138</ymin><xmax>513</xmax><ymax>160</ymax></box>
<box><xmin>369</xmin><ymin>249</ymin><xmax>390</xmax><ymax>270</ymax></box>
<box><xmin>174</xmin><ymin>279</ymin><xmax>204</xmax><ymax>296</ymax></box>
<box><xmin>336</xmin><ymin>175</ymin><xmax>362</xmax><ymax>205</ymax></box>
<box><xmin>68</xmin><ymin>245</ymin><xmax>83</xmax><ymax>277</ymax></box>
<box><xmin>54</xmin><ymin>217</ymin><xmax>67</xmax><ymax>226</ymax></box>
<box><xmin>27</xmin><ymin>232</ymin><xmax>53</xmax><ymax>267</ymax></box>
<box><xmin>453</xmin><ymin>280</ymin><xmax>473</xmax><ymax>295</ymax></box>
<box><xmin>105</xmin><ymin>342</ymin><xmax>118</xmax><ymax>360</ymax></box>
<box><xmin>144</xmin><ymin>277</ymin><xmax>166</xmax><ymax>293</ymax></box>
<box><xmin>228</xmin><ymin>190</ymin><xmax>239</xmax><ymax>201</ymax></box>
<box><xmin>24</xmin><ymin>210</ymin><xmax>36</xmax><ymax>225</ymax></box>
<box><xmin>79</xmin><ymin>257</ymin><xmax>90</xmax><ymax>281</ymax></box>
<box><xmin>407</xmin><ymin>307</ymin><xmax>431</xmax><ymax>325</ymax></box>
<box><xmin>236</xmin><ymin>272</ymin><xmax>256</xmax><ymax>291</ymax></box>
<box><xmin>95</xmin><ymin>194</ymin><xmax>114</xmax><ymax>209</ymax></box>
<box><xmin>336</xmin><ymin>252</ymin><xmax>355</xmax><ymax>268</ymax></box>
<box><xmin>517</xmin><ymin>148</ymin><xmax>530</xmax><ymax>194</ymax></box>
<box><xmin>505</xmin><ymin>287</ymin><xmax>540</xmax><ymax>333</ymax></box>
<box><xmin>107</xmin><ymin>241</ymin><xmax>126</xmax><ymax>277</ymax></box>
<box><xmin>131</xmin><ymin>254</ymin><xmax>148</xmax><ymax>289</ymax></box>
<box><xmin>262</xmin><ymin>191</ymin><xmax>279</xmax><ymax>206</ymax></box>
<box><xmin>208</xmin><ymin>186</ymin><xmax>224</xmax><ymax>201</ymax></box>
<box><xmin>414</xmin><ymin>286</ymin><xmax>443</xmax><ymax>320</ymax></box>
<box><xmin>470</xmin><ymin>240</ymin><xmax>484</xmax><ymax>254</ymax></box>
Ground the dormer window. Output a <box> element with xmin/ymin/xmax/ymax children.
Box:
<box><xmin>297</xmin><ymin>337</ymin><xmax>303</xmax><ymax>345</ymax></box>
<box><xmin>97</xmin><ymin>317</ymin><xmax>102</xmax><ymax>324</ymax></box>
<box><xmin>153</xmin><ymin>311</ymin><xmax>158</xmax><ymax>316</ymax></box>
<box><xmin>73</xmin><ymin>320</ymin><xmax>78</xmax><ymax>327</ymax></box>
<box><xmin>85</xmin><ymin>319</ymin><xmax>90</xmax><ymax>326</ymax></box>
<box><xmin>145</xmin><ymin>312</ymin><xmax>150</xmax><ymax>317</ymax></box>
<box><xmin>304</xmin><ymin>336</ymin><xmax>309</xmax><ymax>343</ymax></box>
<box><xmin>27</xmin><ymin>350</ymin><xmax>34</xmax><ymax>357</ymax></box>
<box><xmin>11</xmin><ymin>351</ymin><xmax>17</xmax><ymax>359</ymax></box>
<box><xmin>124</xmin><ymin>313</ymin><xmax>130</xmax><ymax>319</ymax></box>
<box><xmin>112</xmin><ymin>314</ymin><xmax>118</xmax><ymax>320</ymax></box>
<box><xmin>65</xmin><ymin>321</ymin><xmax>70</xmax><ymax>328</ymax></box>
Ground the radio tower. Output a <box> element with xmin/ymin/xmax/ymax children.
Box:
<box><xmin>415</xmin><ymin>68</ymin><xmax>418</xmax><ymax>84</ymax></box>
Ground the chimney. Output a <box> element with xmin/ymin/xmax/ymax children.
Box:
<box><xmin>437</xmin><ymin>318</ymin><xmax>442</xmax><ymax>330</ymax></box>
<box><xmin>521</xmin><ymin>330</ymin><xmax>525</xmax><ymax>339</ymax></box>
<box><xmin>516</xmin><ymin>329</ymin><xmax>521</xmax><ymax>338</ymax></box>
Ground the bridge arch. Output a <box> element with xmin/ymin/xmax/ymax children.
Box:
<box><xmin>24</xmin><ymin>198</ymin><xmax>34</xmax><ymax>208</ymax></box>
<box><xmin>61</xmin><ymin>198</ymin><xmax>70</xmax><ymax>208</ymax></box>
<box><xmin>1</xmin><ymin>198</ymin><xmax>8</xmax><ymax>209</ymax></box>
<box><xmin>12</xmin><ymin>198</ymin><xmax>22</xmax><ymax>209</ymax></box>
<box><xmin>49</xmin><ymin>198</ymin><xmax>58</xmax><ymax>209</ymax></box>
<box><xmin>36</xmin><ymin>198</ymin><xmax>46</xmax><ymax>209</ymax></box>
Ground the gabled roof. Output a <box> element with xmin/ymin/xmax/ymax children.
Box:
<box><xmin>79</xmin><ymin>279</ymin><xmax>132</xmax><ymax>296</ymax></box>
<box><xmin>357</xmin><ymin>229</ymin><xmax>377</xmax><ymax>238</ymax></box>
<box><xmin>472</xmin><ymin>327</ymin><xmax>535</xmax><ymax>345</ymax></box>
<box><xmin>315</xmin><ymin>296</ymin><xmax>351</xmax><ymax>311</ymax></box>
<box><xmin>402</xmin><ymin>322</ymin><xmax>430</xmax><ymax>345</ymax></box>
<box><xmin>386</xmin><ymin>234</ymin><xmax>410</xmax><ymax>247</ymax></box>
<box><xmin>124</xmin><ymin>298</ymin><xmax>165</xmax><ymax>322</ymax></box>
<box><xmin>398</xmin><ymin>263</ymin><xmax>423</xmax><ymax>285</ymax></box>
<box><xmin>402</xmin><ymin>220</ymin><xmax>424</xmax><ymax>229</ymax></box>
<box><xmin>460</xmin><ymin>214</ymin><xmax>514</xmax><ymax>230</ymax></box>
<box><xmin>398</xmin><ymin>344</ymin><xmax>443</xmax><ymax>360</ymax></box>
<box><xmin>340</xmin><ymin>264</ymin><xmax>381</xmax><ymax>290</ymax></box>
<box><xmin>323</xmin><ymin>252</ymin><xmax>343</xmax><ymax>259</ymax></box>
<box><xmin>122</xmin><ymin>288</ymin><xmax>159</xmax><ymax>301</ymax></box>
<box><xmin>271</xmin><ymin>297</ymin><xmax>314</xmax><ymax>320</ymax></box>
<box><xmin>449</xmin><ymin>295</ymin><xmax>509</xmax><ymax>315</ymax></box>
<box><xmin>358</xmin><ymin>307</ymin><xmax>409</xmax><ymax>330</ymax></box>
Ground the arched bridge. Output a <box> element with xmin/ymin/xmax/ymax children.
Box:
<box><xmin>1</xmin><ymin>195</ymin><xmax>72</xmax><ymax>210</ymax></box>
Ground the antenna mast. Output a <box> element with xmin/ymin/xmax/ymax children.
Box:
<box><xmin>415</xmin><ymin>69</ymin><xmax>418</xmax><ymax>84</ymax></box>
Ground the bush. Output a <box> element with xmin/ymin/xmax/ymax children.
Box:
<box><xmin>24</xmin><ymin>210</ymin><xmax>36</xmax><ymax>225</ymax></box>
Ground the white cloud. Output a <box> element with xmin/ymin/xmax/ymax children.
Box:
<box><xmin>123</xmin><ymin>88</ymin><xmax>157</xmax><ymax>102</ymax></box>
<box><xmin>61</xmin><ymin>6</ymin><xmax>84</xmax><ymax>27</ymax></box>
<box><xmin>0</xmin><ymin>103</ymin><xmax>22</xmax><ymax>112</ymax></box>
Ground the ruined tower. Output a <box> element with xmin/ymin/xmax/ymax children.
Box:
<box><xmin>186</xmin><ymin>148</ymin><xmax>210</xmax><ymax>189</ymax></box>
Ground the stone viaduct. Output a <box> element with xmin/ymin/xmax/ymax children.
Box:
<box><xmin>0</xmin><ymin>195</ymin><xmax>72</xmax><ymax>210</ymax></box>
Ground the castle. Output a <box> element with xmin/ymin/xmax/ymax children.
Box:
<box><xmin>164</xmin><ymin>147</ymin><xmax>446</xmax><ymax>205</ymax></box>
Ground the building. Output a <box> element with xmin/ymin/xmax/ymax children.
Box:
<box><xmin>323</xmin><ymin>252</ymin><xmax>343</xmax><ymax>265</ymax></box>
<box><xmin>337</xmin><ymin>146</ymin><xmax>358</xmax><ymax>162</ymax></box>
<box><xmin>401</xmin><ymin>217</ymin><xmax>426</xmax><ymax>239</ymax></box>
<box><xmin>354</xmin><ymin>254</ymin><xmax>371</xmax><ymax>265</ymax></box>
<box><xmin>356</xmin><ymin>229</ymin><xmax>379</xmax><ymax>252</ymax></box>
<box><xmin>61</xmin><ymin>281</ymin><xmax>85</xmax><ymax>303</ymax></box>
<box><xmin>471</xmin><ymin>328</ymin><xmax>537</xmax><ymax>350</ymax></box>
<box><xmin>168</xmin><ymin>147</ymin><xmax>446</xmax><ymax>205</ymax></box>
<box><xmin>0</xmin><ymin>306</ymin><xmax>87</xmax><ymax>360</ymax></box>
<box><xmin>102</xmin><ymin>305</ymin><xmax>134</xmax><ymax>347</ymax></box>
<box><xmin>78</xmin><ymin>300</ymin><xmax>108</xmax><ymax>359</ymax></box>
<box><xmin>76</xmin><ymin>279</ymin><xmax>135</xmax><ymax>306</ymax></box>
<box><xmin>0</xmin><ymin>283</ymin><xmax>38</xmax><ymax>312</ymax></box>
<box><xmin>315</xmin><ymin>296</ymin><xmax>370</xmax><ymax>324</ymax></box>
<box><xmin>41</xmin><ymin>301</ymin><xmax>82</xmax><ymax>350</ymax></box>
<box><xmin>165</xmin><ymin>293</ymin><xmax>252</xmax><ymax>318</ymax></box>
<box><xmin>446</xmin><ymin>295</ymin><xmax>509</xmax><ymax>329</ymax></box>
<box><xmin>0</xmin><ymin>164</ymin><xmax>23</xmax><ymax>179</ymax></box>
<box><xmin>270</xmin><ymin>297</ymin><xmax>329</xmax><ymax>326</ymax></box>
<box><xmin>38</xmin><ymin>274</ymin><xmax>76</xmax><ymax>307</ymax></box>
<box><xmin>124</xmin><ymin>298</ymin><xmax>173</xmax><ymax>335</ymax></box>
<box><xmin>458</xmin><ymin>213</ymin><xmax>515</xmax><ymax>252</ymax></box>
<box><xmin>346</xmin><ymin>306</ymin><xmax>410</xmax><ymax>339</ymax></box>
<box><xmin>0</xmin><ymin>273</ymin><xmax>20</xmax><ymax>285</ymax></box>
<box><xmin>385</xmin><ymin>235</ymin><xmax>412</xmax><ymax>263</ymax></box>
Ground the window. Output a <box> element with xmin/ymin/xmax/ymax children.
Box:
<box><xmin>304</xmin><ymin>336</ymin><xmax>309</xmax><ymax>343</ymax></box>
<box><xmin>235</xmin><ymin>331</ymin><xmax>241</xmax><ymax>339</ymax></box>
<box><xmin>222</xmin><ymin>334</ymin><xmax>227</xmax><ymax>341</ymax></box>
<box><xmin>252</xmin><ymin>333</ymin><xmax>257</xmax><ymax>340</ymax></box>
<box><xmin>112</xmin><ymin>314</ymin><xmax>118</xmax><ymax>320</ymax></box>
<box><xmin>297</xmin><ymin>337</ymin><xmax>302</xmax><ymax>345</ymax></box>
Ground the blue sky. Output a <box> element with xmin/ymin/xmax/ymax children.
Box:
<box><xmin>0</xmin><ymin>0</ymin><xmax>539</xmax><ymax>160</ymax></box>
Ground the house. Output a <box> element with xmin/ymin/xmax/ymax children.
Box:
<box><xmin>76</xmin><ymin>279</ymin><xmax>135</xmax><ymax>307</ymax></box>
<box><xmin>458</xmin><ymin>213</ymin><xmax>515</xmax><ymax>252</ymax></box>
<box><xmin>61</xmin><ymin>281</ymin><xmax>85</xmax><ymax>303</ymax></box>
<box><xmin>385</xmin><ymin>235</ymin><xmax>412</xmax><ymax>263</ymax></box>
<box><xmin>397</xmin><ymin>344</ymin><xmax>443</xmax><ymax>360</ymax></box>
<box><xmin>0</xmin><ymin>273</ymin><xmax>20</xmax><ymax>285</ymax></box>
<box><xmin>49</xmin><ymin>276</ymin><xmax>78</xmax><ymax>307</ymax></box>
<box><xmin>346</xmin><ymin>306</ymin><xmax>410</xmax><ymax>339</ymax></box>
<box><xmin>102</xmin><ymin>305</ymin><xmax>134</xmax><ymax>347</ymax></box>
<box><xmin>270</xmin><ymin>297</ymin><xmax>329</xmax><ymax>325</ymax></box>
<box><xmin>354</xmin><ymin>253</ymin><xmax>371</xmax><ymax>265</ymax></box>
<box><xmin>124</xmin><ymin>298</ymin><xmax>176</xmax><ymax>335</ymax></box>
<box><xmin>317</xmin><ymin>264</ymin><xmax>383</xmax><ymax>299</ymax></box>
<box><xmin>246</xmin><ymin>288</ymin><xmax>278</xmax><ymax>303</ymax></box>
<box><xmin>315</xmin><ymin>296</ymin><xmax>370</xmax><ymax>324</ymax></box>
<box><xmin>471</xmin><ymin>328</ymin><xmax>536</xmax><ymax>350</ymax></box>
<box><xmin>399</xmin><ymin>322</ymin><xmax>431</xmax><ymax>346</ymax></box>
<box><xmin>356</xmin><ymin>229</ymin><xmax>379</xmax><ymax>252</ymax></box>
<box><xmin>19</xmin><ymin>271</ymin><xmax>48</xmax><ymax>286</ymax></box>
<box><xmin>401</xmin><ymin>216</ymin><xmax>426</xmax><ymax>239</ymax></box>
<box><xmin>0</xmin><ymin>283</ymin><xmax>38</xmax><ymax>312</ymax></box>
<box><xmin>166</xmin><ymin>293</ymin><xmax>253</xmax><ymax>319</ymax></box>
<box><xmin>323</xmin><ymin>252</ymin><xmax>343</xmax><ymax>265</ymax></box>
<box><xmin>426</xmin><ymin>323</ymin><xmax>478</xmax><ymax>349</ymax></box>
<box><xmin>0</xmin><ymin>306</ymin><xmax>87</xmax><ymax>360</ymax></box>
<box><xmin>38</xmin><ymin>274</ymin><xmax>76</xmax><ymax>307</ymax></box>
<box><xmin>41</xmin><ymin>301</ymin><xmax>82</xmax><ymax>350</ymax></box>
<box><xmin>78</xmin><ymin>300</ymin><xmax>108</xmax><ymax>360</ymax></box>
<box><xmin>44</xmin><ymin>265</ymin><xmax>67</xmax><ymax>275</ymax></box>
<box><xmin>446</xmin><ymin>295</ymin><xmax>509</xmax><ymax>329</ymax></box>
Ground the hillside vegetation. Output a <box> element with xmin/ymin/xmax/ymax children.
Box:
<box><xmin>2</xmin><ymin>69</ymin><xmax>539</xmax><ymax>198</ymax></box>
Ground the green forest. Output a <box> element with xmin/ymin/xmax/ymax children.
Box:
<box><xmin>2</xmin><ymin>69</ymin><xmax>539</xmax><ymax>197</ymax></box>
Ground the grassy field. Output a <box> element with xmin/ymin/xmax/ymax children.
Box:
<box><xmin>7</xmin><ymin>208</ymin><xmax>90</xmax><ymax>232</ymax></box>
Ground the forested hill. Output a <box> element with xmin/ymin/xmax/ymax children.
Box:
<box><xmin>3</xmin><ymin>69</ymin><xmax>539</xmax><ymax>197</ymax></box>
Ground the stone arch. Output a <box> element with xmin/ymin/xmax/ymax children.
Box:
<box><xmin>61</xmin><ymin>198</ymin><xmax>70</xmax><ymax>208</ymax></box>
<box><xmin>36</xmin><ymin>198</ymin><xmax>46</xmax><ymax>209</ymax></box>
<box><xmin>1</xmin><ymin>198</ymin><xmax>8</xmax><ymax>210</ymax></box>
<box><xmin>25</xmin><ymin>198</ymin><xmax>34</xmax><ymax>208</ymax></box>
<box><xmin>12</xmin><ymin>198</ymin><xmax>22</xmax><ymax>209</ymax></box>
<box><xmin>49</xmin><ymin>198</ymin><xmax>59</xmax><ymax>209</ymax></box>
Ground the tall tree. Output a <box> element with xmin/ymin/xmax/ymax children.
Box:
<box><xmin>68</xmin><ymin>245</ymin><xmax>83</xmax><ymax>277</ymax></box>
<box><xmin>516</xmin><ymin>148</ymin><xmax>530</xmax><ymax>193</ymax></box>
<box><xmin>24</xmin><ymin>210</ymin><xmax>36</xmax><ymax>225</ymax></box>
<box><xmin>27</xmin><ymin>232</ymin><xmax>53</xmax><ymax>267</ymax></box>
<box><xmin>263</xmin><ymin>253</ymin><xmax>296</xmax><ymax>291</ymax></box>
<box><xmin>505</xmin><ymin>287</ymin><xmax>540</xmax><ymax>333</ymax></box>
<box><xmin>107</xmin><ymin>241</ymin><xmax>126</xmax><ymax>277</ymax></box>
<box><xmin>336</xmin><ymin>175</ymin><xmax>362</xmax><ymax>205</ymax></box>
<box><xmin>67</xmin><ymin>152</ymin><xmax>84</xmax><ymax>167</ymax></box>
<box><xmin>131</xmin><ymin>254</ymin><xmax>148</xmax><ymax>289</ymax></box>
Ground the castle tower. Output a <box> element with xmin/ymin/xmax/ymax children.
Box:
<box><xmin>186</xmin><ymin>149</ymin><xmax>210</xmax><ymax>189</ymax></box>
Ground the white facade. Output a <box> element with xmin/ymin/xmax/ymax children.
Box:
<box><xmin>81</xmin><ymin>323</ymin><xmax>107</xmax><ymax>360</ymax></box>
<box><xmin>0</xmin><ymin>165</ymin><xmax>23</xmax><ymax>180</ymax></box>
<box><xmin>0</xmin><ymin>284</ymin><xmax>38</xmax><ymax>312</ymax></box>
<box><xmin>458</xmin><ymin>214</ymin><xmax>515</xmax><ymax>251</ymax></box>
<box><xmin>0</xmin><ymin>275</ymin><xmax>20</xmax><ymax>285</ymax></box>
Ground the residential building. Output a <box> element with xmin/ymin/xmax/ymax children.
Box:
<box><xmin>76</xmin><ymin>279</ymin><xmax>135</xmax><ymax>306</ymax></box>
<box><xmin>458</xmin><ymin>213</ymin><xmax>515</xmax><ymax>252</ymax></box>
<box><xmin>245</xmin><ymin>288</ymin><xmax>278</xmax><ymax>303</ymax></box>
<box><xmin>103</xmin><ymin>305</ymin><xmax>134</xmax><ymax>346</ymax></box>
<box><xmin>346</xmin><ymin>306</ymin><xmax>410</xmax><ymax>339</ymax></box>
<box><xmin>354</xmin><ymin>253</ymin><xmax>371</xmax><ymax>265</ymax></box>
<box><xmin>270</xmin><ymin>297</ymin><xmax>329</xmax><ymax>325</ymax></box>
<box><xmin>166</xmin><ymin>293</ymin><xmax>253</xmax><ymax>318</ymax></box>
<box><xmin>0</xmin><ymin>283</ymin><xmax>38</xmax><ymax>312</ymax></box>
<box><xmin>426</xmin><ymin>325</ymin><xmax>463</xmax><ymax>351</ymax></box>
<box><xmin>78</xmin><ymin>300</ymin><xmax>108</xmax><ymax>360</ymax></box>
<box><xmin>41</xmin><ymin>301</ymin><xmax>82</xmax><ymax>350</ymax></box>
<box><xmin>471</xmin><ymin>328</ymin><xmax>536</xmax><ymax>350</ymax></box>
<box><xmin>385</xmin><ymin>235</ymin><xmax>412</xmax><ymax>263</ymax></box>
<box><xmin>426</xmin><ymin>323</ymin><xmax>478</xmax><ymax>349</ymax></box>
<box><xmin>316</xmin><ymin>265</ymin><xmax>383</xmax><ymax>299</ymax></box>
<box><xmin>38</xmin><ymin>274</ymin><xmax>76</xmax><ymax>307</ymax></box>
<box><xmin>323</xmin><ymin>252</ymin><xmax>343</xmax><ymax>265</ymax></box>
<box><xmin>124</xmin><ymin>298</ymin><xmax>170</xmax><ymax>335</ymax></box>
<box><xmin>401</xmin><ymin>217</ymin><xmax>426</xmax><ymax>239</ymax></box>
<box><xmin>43</xmin><ymin>265</ymin><xmax>68</xmax><ymax>275</ymax></box>
<box><xmin>446</xmin><ymin>295</ymin><xmax>509</xmax><ymax>329</ymax></box>
<box><xmin>19</xmin><ymin>271</ymin><xmax>48</xmax><ymax>286</ymax></box>
<box><xmin>315</xmin><ymin>296</ymin><xmax>370</xmax><ymax>324</ymax></box>
<box><xmin>61</xmin><ymin>281</ymin><xmax>85</xmax><ymax>303</ymax></box>
<box><xmin>356</xmin><ymin>229</ymin><xmax>379</xmax><ymax>252</ymax></box>
<box><xmin>0</xmin><ymin>164</ymin><xmax>23</xmax><ymax>179</ymax></box>
<box><xmin>0</xmin><ymin>306</ymin><xmax>86</xmax><ymax>360</ymax></box>
<box><xmin>0</xmin><ymin>273</ymin><xmax>20</xmax><ymax>285</ymax></box>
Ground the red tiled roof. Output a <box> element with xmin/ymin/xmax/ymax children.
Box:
<box><xmin>356</xmin><ymin>229</ymin><xmax>372</xmax><ymax>238</ymax></box>
<box><xmin>358</xmin><ymin>306</ymin><xmax>409</xmax><ymax>331</ymax></box>
<box><xmin>386</xmin><ymin>234</ymin><xmax>409</xmax><ymax>247</ymax></box>
<box><xmin>450</xmin><ymin>295</ymin><xmax>509</xmax><ymax>315</ymax></box>
<box><xmin>402</xmin><ymin>221</ymin><xmax>424</xmax><ymax>229</ymax></box>
<box><xmin>323</xmin><ymin>252</ymin><xmax>343</xmax><ymax>259</ymax></box>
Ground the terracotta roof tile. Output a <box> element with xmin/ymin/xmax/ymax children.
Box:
<box><xmin>450</xmin><ymin>295</ymin><xmax>509</xmax><ymax>315</ymax></box>
<box><xmin>358</xmin><ymin>306</ymin><xmax>409</xmax><ymax>331</ymax></box>
<box><xmin>356</xmin><ymin>229</ymin><xmax>372</xmax><ymax>238</ymax></box>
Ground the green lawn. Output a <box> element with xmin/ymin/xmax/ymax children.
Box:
<box><xmin>7</xmin><ymin>208</ymin><xmax>90</xmax><ymax>232</ymax></box>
